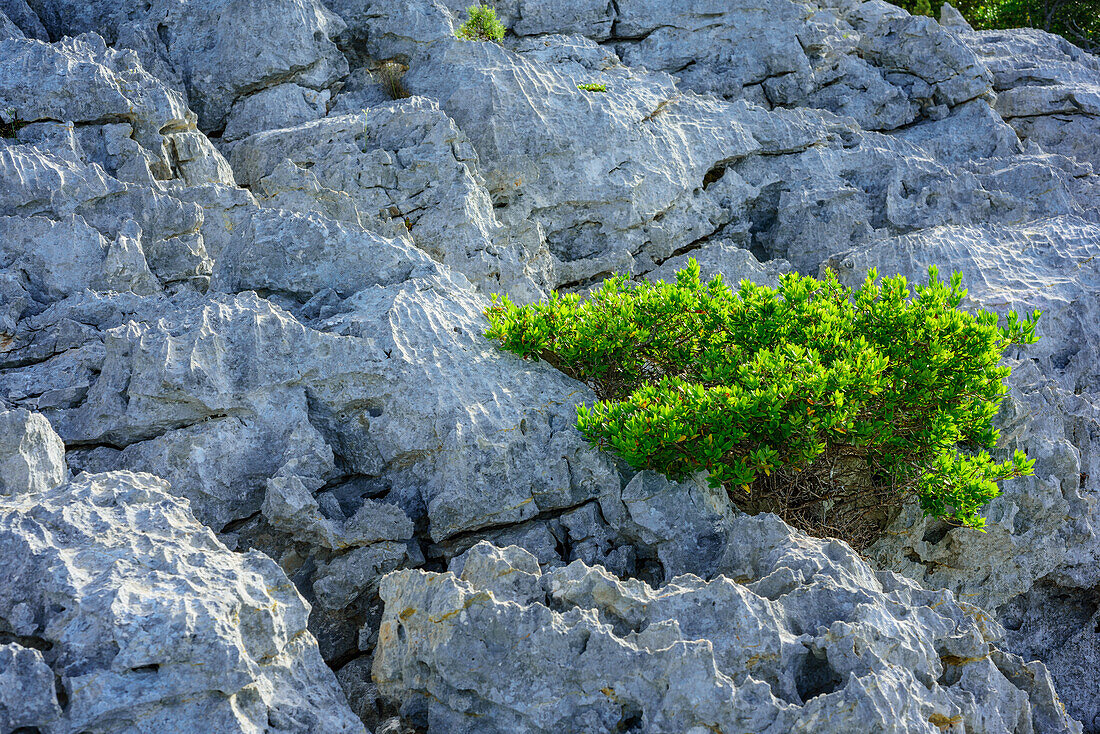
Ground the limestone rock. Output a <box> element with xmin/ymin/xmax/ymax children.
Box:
<box><xmin>374</xmin><ymin>535</ymin><xmax>1080</xmax><ymax>733</ymax></box>
<box><xmin>0</xmin><ymin>35</ymin><xmax>239</xmax><ymax>301</ymax></box>
<box><xmin>0</xmin><ymin>33</ymin><xmax>233</xmax><ymax>185</ymax></box>
<box><xmin>599</xmin><ymin>470</ymin><xmax>740</xmax><ymax>583</ymax></box>
<box><xmin>400</xmin><ymin>34</ymin><xmax>764</xmax><ymax>285</ymax></box>
<box><xmin>0</xmin><ymin>8</ymin><xmax>23</xmax><ymax>39</ymax></box>
<box><xmin>0</xmin><ymin>463</ymin><xmax>366</xmax><ymax>732</ymax></box>
<box><xmin>610</xmin><ymin>0</ymin><xmax>813</xmax><ymax>104</ymax></box>
<box><xmin>828</xmin><ymin>215</ymin><xmax>1100</xmax><ymax>730</ymax></box>
<box><xmin>0</xmin><ymin>274</ymin><xmax>618</xmax><ymax>545</ymax></box>
<box><xmin>212</xmin><ymin>207</ymin><xmax>435</xmax><ymax>302</ymax></box>
<box><xmin>336</xmin><ymin>656</ymin><xmax>385</xmax><ymax>732</ymax></box>
<box><xmin>643</xmin><ymin>241</ymin><xmax>787</xmax><ymax>290</ymax></box>
<box><xmin>0</xmin><ymin>407</ymin><xmax>66</xmax><ymax>495</ymax></box>
<box><xmin>18</xmin><ymin>0</ymin><xmax>348</xmax><ymax>132</ymax></box>
<box><xmin>320</xmin><ymin>15</ymin><xmax>1096</xmax><ymax>282</ymax></box>
<box><xmin>221</xmin><ymin>83</ymin><xmax>332</xmax><ymax>143</ymax></box>
<box><xmin>1</xmin><ymin>1</ymin><xmax>1099</xmax><ymax>731</ymax></box>
<box><xmin>953</xmin><ymin>24</ymin><xmax>1100</xmax><ymax>170</ymax></box>
<box><xmin>0</xmin><ymin>0</ymin><xmax>46</xmax><ymax>40</ymax></box>
<box><xmin>227</xmin><ymin>99</ymin><xmax>553</xmax><ymax>303</ymax></box>
<box><xmin>0</xmin><ymin>644</ymin><xmax>62</xmax><ymax>733</ymax></box>
<box><xmin>846</xmin><ymin>1</ymin><xmax>993</xmax><ymax>108</ymax></box>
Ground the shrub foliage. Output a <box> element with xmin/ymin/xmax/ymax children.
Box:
<box><xmin>485</xmin><ymin>261</ymin><xmax>1040</xmax><ymax>547</ymax></box>
<box><xmin>577</xmin><ymin>82</ymin><xmax>608</xmax><ymax>92</ymax></box>
<box><xmin>456</xmin><ymin>4</ymin><xmax>506</xmax><ymax>43</ymax></box>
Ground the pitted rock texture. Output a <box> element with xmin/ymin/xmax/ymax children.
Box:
<box><xmin>2</xmin><ymin>0</ymin><xmax>1100</xmax><ymax>731</ymax></box>
<box><xmin>9</xmin><ymin>0</ymin><xmax>348</xmax><ymax>133</ymax></box>
<box><xmin>0</xmin><ymin>409</ymin><xmax>365</xmax><ymax>733</ymax></box>
<box><xmin>226</xmin><ymin>98</ymin><xmax>553</xmax><ymax>303</ymax></box>
<box><xmin>374</xmin><ymin>538</ymin><xmax>1080</xmax><ymax>734</ymax></box>
<box><xmin>830</xmin><ymin>216</ymin><xmax>1100</xmax><ymax>730</ymax></box>
<box><xmin>954</xmin><ymin>22</ymin><xmax>1100</xmax><ymax>170</ymax></box>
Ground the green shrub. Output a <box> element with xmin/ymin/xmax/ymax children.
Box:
<box><xmin>485</xmin><ymin>260</ymin><xmax>1040</xmax><ymax>547</ymax></box>
<box><xmin>577</xmin><ymin>82</ymin><xmax>608</xmax><ymax>92</ymax></box>
<box><xmin>456</xmin><ymin>4</ymin><xmax>506</xmax><ymax>43</ymax></box>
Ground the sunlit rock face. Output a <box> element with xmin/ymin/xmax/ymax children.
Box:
<box><xmin>2</xmin><ymin>0</ymin><xmax>1099</xmax><ymax>730</ymax></box>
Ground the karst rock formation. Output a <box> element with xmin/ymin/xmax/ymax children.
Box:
<box><xmin>0</xmin><ymin>0</ymin><xmax>1098</xmax><ymax>731</ymax></box>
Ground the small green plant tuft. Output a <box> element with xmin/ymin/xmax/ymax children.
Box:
<box><xmin>456</xmin><ymin>4</ymin><xmax>506</xmax><ymax>43</ymax></box>
<box><xmin>375</xmin><ymin>61</ymin><xmax>411</xmax><ymax>100</ymax></box>
<box><xmin>1</xmin><ymin>108</ymin><xmax>28</xmax><ymax>139</ymax></box>
<box><xmin>577</xmin><ymin>82</ymin><xmax>608</xmax><ymax>93</ymax></box>
<box><xmin>485</xmin><ymin>260</ymin><xmax>1041</xmax><ymax>548</ymax></box>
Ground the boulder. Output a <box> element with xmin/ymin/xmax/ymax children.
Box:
<box><xmin>952</xmin><ymin>24</ymin><xmax>1100</xmax><ymax>170</ymax></box>
<box><xmin>16</xmin><ymin>0</ymin><xmax>348</xmax><ymax>132</ymax></box>
<box><xmin>0</xmin><ymin>419</ymin><xmax>366</xmax><ymax>732</ymax></box>
<box><xmin>0</xmin><ymin>407</ymin><xmax>66</xmax><ymax>495</ymax></box>
<box><xmin>374</xmin><ymin>537</ymin><xmax>1080</xmax><ymax>733</ymax></box>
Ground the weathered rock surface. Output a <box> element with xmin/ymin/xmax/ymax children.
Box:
<box><xmin>328</xmin><ymin>0</ymin><xmax>1099</xmax><ymax>286</ymax></box>
<box><xmin>953</xmin><ymin>22</ymin><xmax>1100</xmax><ymax>170</ymax></box>
<box><xmin>829</xmin><ymin>215</ymin><xmax>1100</xmax><ymax>731</ymax></box>
<box><xmin>0</xmin><ymin>409</ymin><xmax>366</xmax><ymax>733</ymax></box>
<box><xmin>12</xmin><ymin>0</ymin><xmax>348</xmax><ymax>133</ymax></box>
<box><xmin>374</xmin><ymin>537</ymin><xmax>1080</xmax><ymax>733</ymax></box>
<box><xmin>226</xmin><ymin>98</ymin><xmax>553</xmax><ymax>302</ymax></box>
<box><xmin>0</xmin><ymin>406</ymin><xmax>66</xmax><ymax>494</ymax></box>
<box><xmin>3</xmin><ymin>0</ymin><xmax>1100</xmax><ymax>730</ymax></box>
<box><xmin>0</xmin><ymin>643</ymin><xmax>63</xmax><ymax>731</ymax></box>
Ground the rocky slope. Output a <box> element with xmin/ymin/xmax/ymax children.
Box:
<box><xmin>0</xmin><ymin>0</ymin><xmax>1097</xmax><ymax>731</ymax></box>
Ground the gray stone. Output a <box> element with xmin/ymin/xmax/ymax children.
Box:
<box><xmin>313</xmin><ymin>541</ymin><xmax>410</xmax><ymax>610</ymax></box>
<box><xmin>19</xmin><ymin>0</ymin><xmax>348</xmax><ymax>132</ymax></box>
<box><xmin>221</xmin><ymin>83</ymin><xmax>332</xmax><ymax>143</ymax></box>
<box><xmin>0</xmin><ymin>0</ymin><xmax>46</xmax><ymax>40</ymax></box>
<box><xmin>643</xmin><ymin>241</ymin><xmax>787</xmax><ymax>290</ymax></box>
<box><xmin>336</xmin><ymin>656</ymin><xmax>384</xmax><ymax>732</ymax></box>
<box><xmin>0</xmin><ymin>407</ymin><xmax>66</xmax><ymax>495</ymax></box>
<box><xmin>939</xmin><ymin>2</ymin><xmax>973</xmax><ymax>31</ymax></box>
<box><xmin>600</xmin><ymin>470</ymin><xmax>738</xmax><ymax>582</ymax></box>
<box><xmin>611</xmin><ymin>0</ymin><xmax>814</xmax><ymax>103</ymax></box>
<box><xmin>827</xmin><ymin>215</ymin><xmax>1100</xmax><ymax>730</ymax></box>
<box><xmin>212</xmin><ymin>207</ymin><xmax>437</xmax><ymax>302</ymax></box>
<box><xmin>998</xmin><ymin>583</ymin><xmax>1100</xmax><ymax>733</ymax></box>
<box><xmin>263</xmin><ymin>469</ymin><xmax>414</xmax><ymax>553</ymax></box>
<box><xmin>847</xmin><ymin>1</ymin><xmax>993</xmax><ymax>108</ymax></box>
<box><xmin>953</xmin><ymin>24</ymin><xmax>1100</xmax><ymax>169</ymax></box>
<box><xmin>1</xmin><ymin>275</ymin><xmax>619</xmax><ymax>545</ymax></box>
<box><xmin>1</xmin><ymin>1</ymin><xmax>1100</xmax><ymax>730</ymax></box>
<box><xmin>0</xmin><ymin>466</ymin><xmax>366</xmax><ymax>732</ymax></box>
<box><xmin>399</xmin><ymin>34</ymin><xmax>765</xmax><ymax>285</ymax></box>
<box><xmin>0</xmin><ymin>214</ymin><xmax>160</xmax><ymax>303</ymax></box>
<box><xmin>0</xmin><ymin>8</ymin><xmax>22</xmax><ymax>39</ymax></box>
<box><xmin>0</xmin><ymin>33</ymin><xmax>233</xmax><ymax>185</ymax></box>
<box><xmin>327</xmin><ymin>17</ymin><xmax>1097</xmax><ymax>284</ymax></box>
<box><xmin>454</xmin><ymin>540</ymin><xmax>544</xmax><ymax>605</ymax></box>
<box><xmin>892</xmin><ymin>98</ymin><xmax>1021</xmax><ymax>164</ymax></box>
<box><xmin>227</xmin><ymin>100</ymin><xmax>553</xmax><ymax>303</ymax></box>
<box><xmin>0</xmin><ymin>643</ymin><xmax>62</xmax><ymax>733</ymax></box>
<box><xmin>374</xmin><ymin>534</ymin><xmax>1080</xmax><ymax>733</ymax></box>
